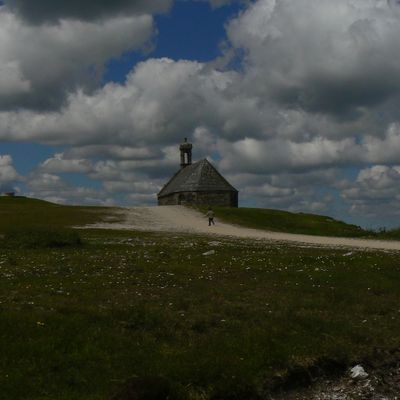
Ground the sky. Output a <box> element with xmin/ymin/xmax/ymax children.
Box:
<box><xmin>1</xmin><ymin>0</ymin><xmax>400</xmax><ymax>228</ymax></box>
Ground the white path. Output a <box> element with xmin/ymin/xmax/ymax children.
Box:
<box><xmin>86</xmin><ymin>205</ymin><xmax>400</xmax><ymax>251</ymax></box>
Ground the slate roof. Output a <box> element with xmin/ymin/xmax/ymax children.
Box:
<box><xmin>158</xmin><ymin>159</ymin><xmax>238</xmax><ymax>198</ymax></box>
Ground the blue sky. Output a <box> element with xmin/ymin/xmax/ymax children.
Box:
<box><xmin>104</xmin><ymin>2</ymin><xmax>244</xmax><ymax>83</ymax></box>
<box><xmin>1</xmin><ymin>0</ymin><xmax>400</xmax><ymax>228</ymax></box>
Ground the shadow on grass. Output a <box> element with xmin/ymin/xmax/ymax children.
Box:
<box><xmin>0</xmin><ymin>227</ymin><xmax>82</xmax><ymax>249</ymax></box>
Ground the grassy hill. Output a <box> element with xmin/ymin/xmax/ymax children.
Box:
<box><xmin>205</xmin><ymin>206</ymin><xmax>371</xmax><ymax>238</ymax></box>
<box><xmin>1</xmin><ymin>197</ymin><xmax>397</xmax><ymax>239</ymax></box>
<box><xmin>0</xmin><ymin>196</ymin><xmax>114</xmax><ymax>231</ymax></box>
<box><xmin>379</xmin><ymin>227</ymin><xmax>400</xmax><ymax>240</ymax></box>
<box><xmin>0</xmin><ymin>196</ymin><xmax>118</xmax><ymax>249</ymax></box>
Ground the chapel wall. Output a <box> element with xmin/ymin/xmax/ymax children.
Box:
<box><xmin>158</xmin><ymin>191</ymin><xmax>238</xmax><ymax>207</ymax></box>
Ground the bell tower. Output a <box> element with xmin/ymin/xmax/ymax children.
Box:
<box><xmin>180</xmin><ymin>138</ymin><xmax>192</xmax><ymax>168</ymax></box>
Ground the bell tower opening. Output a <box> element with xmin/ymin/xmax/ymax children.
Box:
<box><xmin>180</xmin><ymin>137</ymin><xmax>192</xmax><ymax>168</ymax></box>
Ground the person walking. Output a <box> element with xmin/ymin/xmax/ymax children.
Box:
<box><xmin>206</xmin><ymin>207</ymin><xmax>215</xmax><ymax>226</ymax></box>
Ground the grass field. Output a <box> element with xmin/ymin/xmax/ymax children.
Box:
<box><xmin>0</xmin><ymin>196</ymin><xmax>114</xmax><ymax>231</ymax></box>
<box><xmin>1</xmin><ymin>198</ymin><xmax>400</xmax><ymax>399</ymax></box>
<box><xmin>201</xmin><ymin>207</ymin><xmax>371</xmax><ymax>238</ymax></box>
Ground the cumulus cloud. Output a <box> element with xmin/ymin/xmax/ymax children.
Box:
<box><xmin>4</xmin><ymin>0</ymin><xmax>172</xmax><ymax>24</ymax></box>
<box><xmin>217</xmin><ymin>125</ymin><xmax>400</xmax><ymax>174</ymax></box>
<box><xmin>39</xmin><ymin>153</ymin><xmax>93</xmax><ymax>174</ymax></box>
<box><xmin>227</xmin><ymin>0</ymin><xmax>400</xmax><ymax>118</ymax></box>
<box><xmin>0</xmin><ymin>61</ymin><xmax>30</xmax><ymax>96</ymax></box>
<box><xmin>103</xmin><ymin>180</ymin><xmax>160</xmax><ymax>195</ymax></box>
<box><xmin>3</xmin><ymin>1</ymin><xmax>400</xmax><ymax>157</ymax></box>
<box><xmin>36</xmin><ymin>152</ymin><xmax>168</xmax><ymax>204</ymax></box>
<box><xmin>218</xmin><ymin>137</ymin><xmax>357</xmax><ymax>174</ymax></box>
<box><xmin>65</xmin><ymin>145</ymin><xmax>162</xmax><ymax>161</ymax></box>
<box><xmin>0</xmin><ymin>154</ymin><xmax>22</xmax><ymax>191</ymax></box>
<box><xmin>230</xmin><ymin>169</ymin><xmax>336</xmax><ymax>213</ymax></box>
<box><xmin>207</xmin><ymin>0</ymin><xmax>240</xmax><ymax>8</ymax></box>
<box><xmin>26</xmin><ymin>171</ymin><xmax>114</xmax><ymax>205</ymax></box>
<box><xmin>341</xmin><ymin>165</ymin><xmax>400</xmax><ymax>223</ymax></box>
<box><xmin>0</xmin><ymin>58</ymin><xmax>244</xmax><ymax>143</ymax></box>
<box><xmin>0</xmin><ymin>8</ymin><xmax>154</xmax><ymax>110</ymax></box>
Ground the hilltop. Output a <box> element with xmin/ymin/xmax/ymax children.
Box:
<box><xmin>2</xmin><ymin>197</ymin><xmax>400</xmax><ymax>250</ymax></box>
<box><xmin>0</xmin><ymin>195</ymin><xmax>369</xmax><ymax>236</ymax></box>
<box><xmin>199</xmin><ymin>206</ymin><xmax>368</xmax><ymax>238</ymax></box>
<box><xmin>0</xmin><ymin>196</ymin><xmax>113</xmax><ymax>230</ymax></box>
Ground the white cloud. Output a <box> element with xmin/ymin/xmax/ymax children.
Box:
<box><xmin>0</xmin><ymin>7</ymin><xmax>154</xmax><ymax>109</ymax></box>
<box><xmin>127</xmin><ymin>192</ymin><xmax>159</xmax><ymax>205</ymax></box>
<box><xmin>103</xmin><ymin>180</ymin><xmax>160</xmax><ymax>195</ymax></box>
<box><xmin>226</xmin><ymin>0</ymin><xmax>400</xmax><ymax>115</ymax></box>
<box><xmin>65</xmin><ymin>145</ymin><xmax>161</xmax><ymax>160</ymax></box>
<box><xmin>218</xmin><ymin>137</ymin><xmax>353</xmax><ymax>173</ymax></box>
<box><xmin>4</xmin><ymin>0</ymin><xmax>172</xmax><ymax>24</ymax></box>
<box><xmin>231</xmin><ymin>169</ymin><xmax>336</xmax><ymax>214</ymax></box>
<box><xmin>207</xmin><ymin>0</ymin><xmax>239</xmax><ymax>7</ymax></box>
<box><xmin>26</xmin><ymin>172</ymin><xmax>113</xmax><ymax>205</ymax></box>
<box><xmin>218</xmin><ymin>125</ymin><xmax>400</xmax><ymax>175</ymax></box>
<box><xmin>0</xmin><ymin>154</ymin><xmax>22</xmax><ymax>190</ymax></box>
<box><xmin>39</xmin><ymin>153</ymin><xmax>93</xmax><ymax>174</ymax></box>
<box><xmin>341</xmin><ymin>165</ymin><xmax>400</xmax><ymax>221</ymax></box>
<box><xmin>35</xmin><ymin>152</ymin><xmax>166</xmax><ymax>203</ymax></box>
<box><xmin>0</xmin><ymin>61</ymin><xmax>30</xmax><ymax>96</ymax></box>
<box><xmin>0</xmin><ymin>58</ymin><xmax>243</xmax><ymax>144</ymax></box>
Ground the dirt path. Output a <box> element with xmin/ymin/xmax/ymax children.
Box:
<box><xmin>87</xmin><ymin>205</ymin><xmax>400</xmax><ymax>251</ymax></box>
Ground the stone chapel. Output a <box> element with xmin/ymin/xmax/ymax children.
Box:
<box><xmin>157</xmin><ymin>138</ymin><xmax>238</xmax><ymax>207</ymax></box>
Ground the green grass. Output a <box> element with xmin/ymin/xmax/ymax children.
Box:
<box><xmin>379</xmin><ymin>228</ymin><xmax>400</xmax><ymax>240</ymax></box>
<box><xmin>1</xmin><ymin>228</ymin><xmax>400</xmax><ymax>399</ymax></box>
<box><xmin>203</xmin><ymin>206</ymin><xmax>372</xmax><ymax>238</ymax></box>
<box><xmin>1</xmin><ymin>197</ymin><xmax>400</xmax><ymax>399</ymax></box>
<box><xmin>0</xmin><ymin>227</ymin><xmax>82</xmax><ymax>249</ymax></box>
<box><xmin>0</xmin><ymin>196</ymin><xmax>116</xmax><ymax>231</ymax></box>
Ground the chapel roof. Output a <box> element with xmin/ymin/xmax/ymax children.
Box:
<box><xmin>158</xmin><ymin>159</ymin><xmax>238</xmax><ymax>198</ymax></box>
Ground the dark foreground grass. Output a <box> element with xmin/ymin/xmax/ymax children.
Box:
<box><xmin>204</xmin><ymin>207</ymin><xmax>371</xmax><ymax>238</ymax></box>
<box><xmin>1</xmin><ymin>229</ymin><xmax>400</xmax><ymax>399</ymax></box>
<box><xmin>1</xmin><ymin>227</ymin><xmax>82</xmax><ymax>249</ymax></box>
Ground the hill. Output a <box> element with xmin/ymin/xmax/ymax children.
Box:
<box><xmin>0</xmin><ymin>196</ymin><xmax>113</xmax><ymax>231</ymax></box>
<box><xmin>1</xmin><ymin>197</ymin><xmax>397</xmax><ymax>240</ymax></box>
<box><xmin>379</xmin><ymin>227</ymin><xmax>400</xmax><ymax>240</ymax></box>
<box><xmin>205</xmin><ymin>206</ymin><xmax>371</xmax><ymax>238</ymax></box>
<box><xmin>0</xmin><ymin>197</ymin><xmax>384</xmax><ymax>238</ymax></box>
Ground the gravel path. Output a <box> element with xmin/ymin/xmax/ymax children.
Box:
<box><xmin>86</xmin><ymin>206</ymin><xmax>400</xmax><ymax>251</ymax></box>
